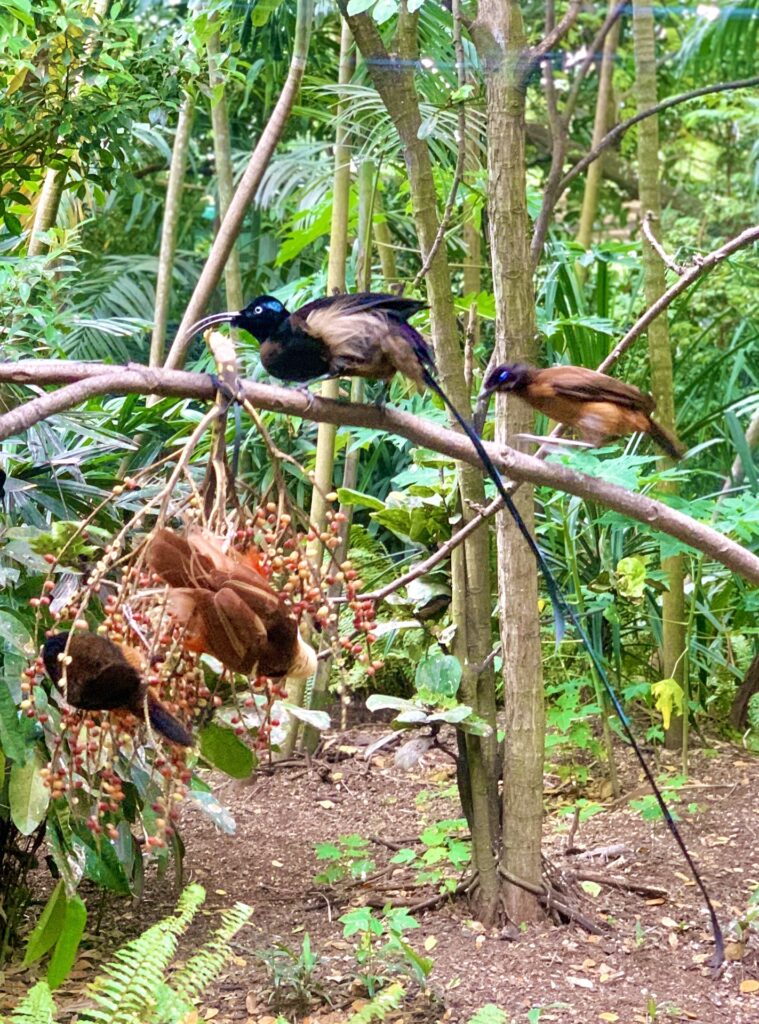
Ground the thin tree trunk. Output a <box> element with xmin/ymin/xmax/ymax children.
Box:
<box><xmin>150</xmin><ymin>96</ymin><xmax>195</xmax><ymax>369</ymax></box>
<box><xmin>165</xmin><ymin>0</ymin><xmax>314</xmax><ymax>370</ymax></box>
<box><xmin>284</xmin><ymin>19</ymin><xmax>353</xmax><ymax>757</ymax></box>
<box><xmin>575</xmin><ymin>0</ymin><xmax>621</xmax><ymax>253</ymax></box>
<box><xmin>374</xmin><ymin>190</ymin><xmax>397</xmax><ymax>286</ymax></box>
<box><xmin>27</xmin><ymin>168</ymin><xmax>68</xmax><ymax>257</ymax></box>
<box><xmin>340</xmin><ymin>0</ymin><xmax>500</xmax><ymax>923</ymax></box>
<box><xmin>208</xmin><ymin>31</ymin><xmax>244</xmax><ymax>311</ymax></box>
<box><xmin>26</xmin><ymin>0</ymin><xmax>111</xmax><ymax>256</ymax></box>
<box><xmin>633</xmin><ymin>0</ymin><xmax>686</xmax><ymax>753</ymax></box>
<box><xmin>472</xmin><ymin>0</ymin><xmax>545</xmax><ymax>923</ymax></box>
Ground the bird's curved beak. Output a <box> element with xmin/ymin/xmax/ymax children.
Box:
<box><xmin>183</xmin><ymin>311</ymin><xmax>239</xmax><ymax>339</ymax></box>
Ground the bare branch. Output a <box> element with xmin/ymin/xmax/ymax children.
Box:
<box><xmin>526</xmin><ymin>0</ymin><xmax>583</xmax><ymax>79</ymax></box>
<box><xmin>641</xmin><ymin>211</ymin><xmax>685</xmax><ymax>275</ymax></box>
<box><xmin>163</xmin><ymin>0</ymin><xmax>314</xmax><ymax>371</ymax></box>
<box><xmin>559</xmin><ymin>75</ymin><xmax>759</xmax><ymax>197</ymax></box>
<box><xmin>597</xmin><ymin>222</ymin><xmax>759</xmax><ymax>374</ymax></box>
<box><xmin>2</xmin><ymin>359</ymin><xmax>759</xmax><ymax>585</ymax></box>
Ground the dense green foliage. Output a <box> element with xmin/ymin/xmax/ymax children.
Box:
<box><xmin>0</xmin><ymin>0</ymin><xmax>757</xmax><ymax>991</ymax></box>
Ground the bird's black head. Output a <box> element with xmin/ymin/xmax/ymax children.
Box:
<box><xmin>42</xmin><ymin>632</ymin><xmax>70</xmax><ymax>684</ymax></box>
<box><xmin>232</xmin><ymin>296</ymin><xmax>289</xmax><ymax>342</ymax></box>
<box><xmin>480</xmin><ymin>363</ymin><xmax>531</xmax><ymax>398</ymax></box>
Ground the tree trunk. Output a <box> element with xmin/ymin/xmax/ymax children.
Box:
<box><xmin>165</xmin><ymin>0</ymin><xmax>314</xmax><ymax>371</ymax></box>
<box><xmin>208</xmin><ymin>31</ymin><xmax>244</xmax><ymax>312</ymax></box>
<box><xmin>285</xmin><ymin>18</ymin><xmax>353</xmax><ymax>757</ymax></box>
<box><xmin>632</xmin><ymin>0</ymin><xmax>687</xmax><ymax>753</ymax></box>
<box><xmin>340</xmin><ymin>0</ymin><xmax>500</xmax><ymax>923</ymax></box>
<box><xmin>472</xmin><ymin>0</ymin><xmax>545</xmax><ymax>923</ymax></box>
<box><xmin>575</xmin><ymin>0</ymin><xmax>621</xmax><ymax>252</ymax></box>
<box><xmin>729</xmin><ymin>652</ymin><xmax>759</xmax><ymax>730</ymax></box>
<box><xmin>150</xmin><ymin>96</ymin><xmax>194</xmax><ymax>369</ymax></box>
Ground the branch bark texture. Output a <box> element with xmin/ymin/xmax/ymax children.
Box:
<box><xmin>2</xmin><ymin>361</ymin><xmax>759</xmax><ymax>585</ymax></box>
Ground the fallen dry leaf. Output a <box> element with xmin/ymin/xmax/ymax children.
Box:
<box><xmin>739</xmin><ymin>979</ymin><xmax>759</xmax><ymax>994</ymax></box>
<box><xmin>598</xmin><ymin>1013</ymin><xmax>619</xmax><ymax>1022</ymax></box>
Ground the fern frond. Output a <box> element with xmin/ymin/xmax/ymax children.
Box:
<box><xmin>347</xmin><ymin>982</ymin><xmax>405</xmax><ymax>1023</ymax></box>
<box><xmin>8</xmin><ymin>982</ymin><xmax>58</xmax><ymax>1024</ymax></box>
<box><xmin>169</xmin><ymin>902</ymin><xmax>253</xmax><ymax>1007</ymax></box>
<box><xmin>78</xmin><ymin>886</ymin><xmax>206</xmax><ymax>1024</ymax></box>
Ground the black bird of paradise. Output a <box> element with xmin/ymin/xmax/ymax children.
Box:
<box><xmin>186</xmin><ymin>291</ymin><xmax>723</xmax><ymax>964</ymax></box>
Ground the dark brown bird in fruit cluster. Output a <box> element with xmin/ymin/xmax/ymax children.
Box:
<box><xmin>42</xmin><ymin>631</ymin><xmax>194</xmax><ymax>747</ymax></box>
<box><xmin>477</xmin><ymin>363</ymin><xmax>684</xmax><ymax>460</ymax></box>
<box><xmin>186</xmin><ymin>292</ymin><xmax>433</xmax><ymax>388</ymax></box>
<box><xmin>147</xmin><ymin>529</ymin><xmax>317</xmax><ymax>680</ymax></box>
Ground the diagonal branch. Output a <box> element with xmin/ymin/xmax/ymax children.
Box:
<box><xmin>2</xmin><ymin>359</ymin><xmax>759</xmax><ymax>585</ymax></box>
<box><xmin>559</xmin><ymin>75</ymin><xmax>759</xmax><ymax>198</ymax></box>
<box><xmin>163</xmin><ymin>0</ymin><xmax>314</xmax><ymax>371</ymax></box>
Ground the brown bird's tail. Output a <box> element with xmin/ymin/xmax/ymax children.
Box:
<box><xmin>146</xmin><ymin>696</ymin><xmax>194</xmax><ymax>747</ymax></box>
<box><xmin>647</xmin><ymin>417</ymin><xmax>685</xmax><ymax>460</ymax></box>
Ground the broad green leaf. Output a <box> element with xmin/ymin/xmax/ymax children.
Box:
<box><xmin>615</xmin><ymin>556</ymin><xmax>647</xmax><ymax>599</ymax></box>
<box><xmin>335</xmin><ymin>487</ymin><xmax>385</xmax><ymax>512</ymax></box>
<box><xmin>47</xmin><ymin>895</ymin><xmax>87</xmax><ymax>988</ymax></box>
<box><xmin>76</xmin><ymin>829</ymin><xmax>132</xmax><ymax>895</ymax></box>
<box><xmin>366</xmin><ymin>694</ymin><xmax>417</xmax><ymax>713</ymax></box>
<box><xmin>347</xmin><ymin>0</ymin><xmax>376</xmax><ymax>12</ymax></box>
<box><xmin>651</xmin><ymin>678</ymin><xmax>684</xmax><ymax>730</ymax></box>
<box><xmin>10</xmin><ymin>754</ymin><xmax>50</xmax><ymax>834</ymax></box>
<box><xmin>283</xmin><ymin>704</ymin><xmax>331</xmax><ymax>731</ymax></box>
<box><xmin>23</xmin><ymin>880</ymin><xmax>67</xmax><ymax>966</ymax></box>
<box><xmin>415</xmin><ymin>652</ymin><xmax>462</xmax><ymax>697</ymax></box>
<box><xmin>198</xmin><ymin>722</ymin><xmax>254</xmax><ymax>779</ymax></box>
<box><xmin>0</xmin><ymin>681</ymin><xmax>27</xmax><ymax>763</ymax></box>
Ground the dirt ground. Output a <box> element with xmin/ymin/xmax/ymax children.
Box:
<box><xmin>3</xmin><ymin>726</ymin><xmax>759</xmax><ymax>1024</ymax></box>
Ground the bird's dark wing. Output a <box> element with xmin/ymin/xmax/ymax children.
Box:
<box><xmin>67</xmin><ymin>661</ymin><xmax>143</xmax><ymax>711</ymax></box>
<box><xmin>293</xmin><ymin>292</ymin><xmax>426</xmax><ymax>324</ymax></box>
<box><xmin>539</xmin><ymin>366</ymin><xmax>655</xmax><ymax>412</ymax></box>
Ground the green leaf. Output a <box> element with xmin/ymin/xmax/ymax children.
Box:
<box><xmin>366</xmin><ymin>694</ymin><xmax>417</xmax><ymax>713</ymax></box>
<box><xmin>415</xmin><ymin>653</ymin><xmax>462</xmax><ymax>697</ymax></box>
<box><xmin>651</xmin><ymin>678</ymin><xmax>684</xmax><ymax>731</ymax></box>
<box><xmin>23</xmin><ymin>880</ymin><xmax>67</xmax><ymax>967</ymax></box>
<box><xmin>347</xmin><ymin>0</ymin><xmax>376</xmax><ymax>13</ymax></box>
<box><xmin>283</xmin><ymin>704</ymin><xmax>330</xmax><ymax>731</ymax></box>
<box><xmin>428</xmin><ymin>705</ymin><xmax>471</xmax><ymax>725</ymax></box>
<box><xmin>579</xmin><ymin>880</ymin><xmax>602</xmax><ymax>898</ymax></box>
<box><xmin>77</xmin><ymin>830</ymin><xmax>132</xmax><ymax>895</ymax></box>
<box><xmin>615</xmin><ymin>556</ymin><xmax>647</xmax><ymax>599</ymax></box>
<box><xmin>10</xmin><ymin>753</ymin><xmax>50</xmax><ymax>835</ymax></box>
<box><xmin>336</xmin><ymin>487</ymin><xmax>385</xmax><ymax>512</ymax></box>
<box><xmin>198</xmin><ymin>722</ymin><xmax>254</xmax><ymax>779</ymax></box>
<box><xmin>47</xmin><ymin>894</ymin><xmax>87</xmax><ymax>988</ymax></box>
<box><xmin>0</xmin><ymin>680</ymin><xmax>28</xmax><ymax>763</ymax></box>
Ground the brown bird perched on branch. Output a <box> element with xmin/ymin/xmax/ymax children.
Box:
<box><xmin>42</xmin><ymin>632</ymin><xmax>194</xmax><ymax>747</ymax></box>
<box><xmin>477</xmin><ymin>363</ymin><xmax>684</xmax><ymax>460</ymax></box>
<box><xmin>147</xmin><ymin>529</ymin><xmax>317</xmax><ymax>680</ymax></box>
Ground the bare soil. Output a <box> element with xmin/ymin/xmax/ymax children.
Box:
<box><xmin>3</xmin><ymin>727</ymin><xmax>759</xmax><ymax>1024</ymax></box>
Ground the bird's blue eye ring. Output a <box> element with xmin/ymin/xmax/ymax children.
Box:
<box><xmin>254</xmin><ymin>305</ymin><xmax>263</xmax><ymax>315</ymax></box>
<box><xmin>498</xmin><ymin>369</ymin><xmax>511</xmax><ymax>383</ymax></box>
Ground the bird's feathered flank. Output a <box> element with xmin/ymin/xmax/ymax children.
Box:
<box><xmin>523</xmin><ymin>365</ymin><xmax>656</xmax><ymax>412</ymax></box>
<box><xmin>147</xmin><ymin>529</ymin><xmax>317</xmax><ymax>680</ymax></box>
<box><xmin>294</xmin><ymin>293</ymin><xmax>433</xmax><ymax>387</ymax></box>
<box><xmin>480</xmin><ymin>363</ymin><xmax>684</xmax><ymax>459</ymax></box>
<box><xmin>42</xmin><ymin>631</ymin><xmax>194</xmax><ymax>746</ymax></box>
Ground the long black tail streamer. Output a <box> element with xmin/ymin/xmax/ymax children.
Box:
<box><xmin>422</xmin><ymin>367</ymin><xmax>724</xmax><ymax>966</ymax></box>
